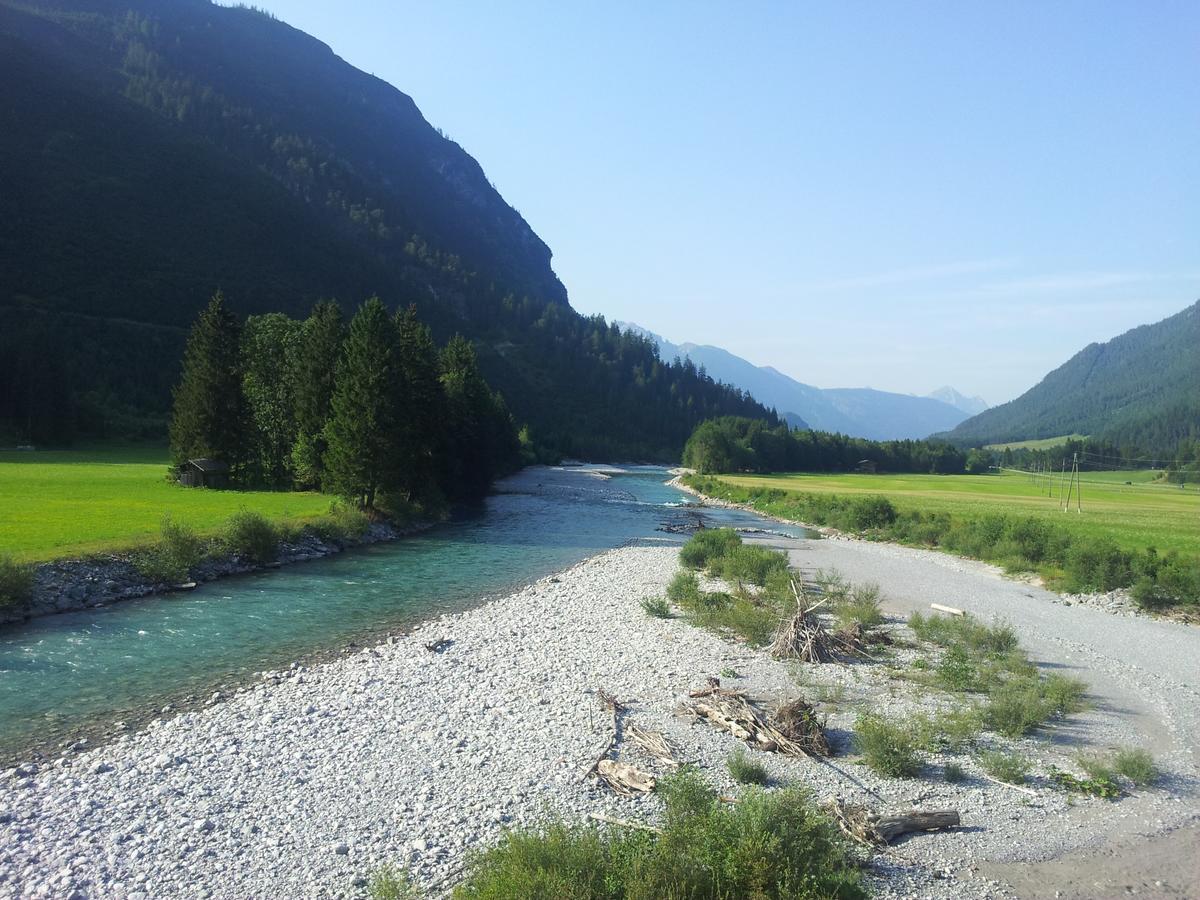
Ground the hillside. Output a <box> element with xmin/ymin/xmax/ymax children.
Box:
<box><xmin>939</xmin><ymin>300</ymin><xmax>1200</xmax><ymax>454</ymax></box>
<box><xmin>0</xmin><ymin>0</ymin><xmax>771</xmax><ymax>456</ymax></box>
<box><xmin>618</xmin><ymin>323</ymin><xmax>972</xmax><ymax>440</ymax></box>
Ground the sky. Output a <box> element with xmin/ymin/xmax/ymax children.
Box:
<box><xmin>255</xmin><ymin>1</ymin><xmax>1198</xmax><ymax>405</ymax></box>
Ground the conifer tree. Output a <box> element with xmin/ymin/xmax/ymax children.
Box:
<box><xmin>322</xmin><ymin>297</ymin><xmax>399</xmax><ymax>510</ymax></box>
<box><xmin>393</xmin><ymin>305</ymin><xmax>445</xmax><ymax>505</ymax></box>
<box><xmin>243</xmin><ymin>313</ymin><xmax>300</xmax><ymax>488</ymax></box>
<box><xmin>290</xmin><ymin>300</ymin><xmax>345</xmax><ymax>488</ymax></box>
<box><xmin>439</xmin><ymin>335</ymin><xmax>518</xmax><ymax>499</ymax></box>
<box><xmin>169</xmin><ymin>291</ymin><xmax>250</xmax><ymax>476</ymax></box>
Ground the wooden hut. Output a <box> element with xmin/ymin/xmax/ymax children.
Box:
<box><xmin>178</xmin><ymin>458</ymin><xmax>230</xmax><ymax>488</ymax></box>
<box><xmin>855</xmin><ymin>459</ymin><xmax>877</xmax><ymax>474</ymax></box>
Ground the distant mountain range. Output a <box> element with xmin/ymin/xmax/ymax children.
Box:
<box><xmin>938</xmin><ymin>300</ymin><xmax>1200</xmax><ymax>454</ymax></box>
<box><xmin>618</xmin><ymin>323</ymin><xmax>984</xmax><ymax>440</ymax></box>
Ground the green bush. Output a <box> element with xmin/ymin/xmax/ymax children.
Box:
<box><xmin>936</xmin><ymin>645</ymin><xmax>979</xmax><ymax>692</ymax></box>
<box><xmin>1112</xmin><ymin>747</ymin><xmax>1159</xmax><ymax>785</ymax></box>
<box><xmin>223</xmin><ymin>510</ymin><xmax>280</xmax><ymax>564</ymax></box>
<box><xmin>834</xmin><ymin>582</ymin><xmax>884</xmax><ymax>631</ymax></box>
<box><xmin>678</xmin><ymin>528</ymin><xmax>741</xmax><ymax>571</ymax></box>
<box><xmin>452</xmin><ymin>769</ymin><xmax>866</xmax><ymax>899</ymax></box>
<box><xmin>666</xmin><ymin>570</ymin><xmax>702</xmax><ymax>607</ymax></box>
<box><xmin>313</xmin><ymin>502</ymin><xmax>372</xmax><ymax>543</ymax></box>
<box><xmin>934</xmin><ymin>706</ymin><xmax>984</xmax><ymax>751</ymax></box>
<box><xmin>715</xmin><ymin>543</ymin><xmax>789</xmax><ymax>587</ymax></box>
<box><xmin>640</xmin><ymin>597</ymin><xmax>672</xmax><ymax>619</ymax></box>
<box><xmin>853</xmin><ymin>712</ymin><xmax>923</xmax><ymax>777</ymax></box>
<box><xmin>943</xmin><ymin>762</ymin><xmax>966</xmax><ymax>783</ymax></box>
<box><xmin>849</xmin><ymin>495</ymin><xmax>896</xmax><ymax>529</ymax></box>
<box><xmin>977</xmin><ymin>749</ymin><xmax>1031</xmax><ymax>784</ymax></box>
<box><xmin>727</xmin><ymin>748</ymin><xmax>769</xmax><ymax>785</ymax></box>
<box><xmin>369</xmin><ymin>866</ymin><xmax>423</xmax><ymax>899</ymax></box>
<box><xmin>135</xmin><ymin>516</ymin><xmax>206</xmax><ymax>584</ymax></box>
<box><xmin>0</xmin><ymin>554</ymin><xmax>34</xmax><ymax>610</ymax></box>
<box><xmin>984</xmin><ymin>672</ymin><xmax>1086</xmax><ymax>737</ymax></box>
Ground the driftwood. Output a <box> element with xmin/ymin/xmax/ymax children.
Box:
<box><xmin>627</xmin><ymin>724</ymin><xmax>680</xmax><ymax>769</ymax></box>
<box><xmin>771</xmin><ymin>606</ymin><xmax>835</xmax><ymax>663</ymax></box>
<box><xmin>824</xmin><ymin>799</ymin><xmax>961</xmax><ymax>845</ymax></box>
<box><xmin>681</xmin><ymin>686</ymin><xmax>817</xmax><ymax>758</ymax></box>
<box><xmin>588</xmin><ymin>812</ymin><xmax>662</xmax><ymax>834</ymax></box>
<box><xmin>930</xmin><ymin>603</ymin><xmax>965</xmax><ymax>617</ymax></box>
<box><xmin>581</xmin><ymin>689</ymin><xmax>624</xmax><ymax>781</ymax></box>
<box><xmin>774</xmin><ymin>698</ymin><xmax>831</xmax><ymax>756</ymax></box>
<box><xmin>424</xmin><ymin>637</ymin><xmax>452</xmax><ymax>653</ymax></box>
<box><xmin>597</xmin><ymin>759</ymin><xmax>656</xmax><ymax>795</ymax></box>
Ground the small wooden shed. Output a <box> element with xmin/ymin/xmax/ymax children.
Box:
<box><xmin>855</xmin><ymin>459</ymin><xmax>877</xmax><ymax>474</ymax></box>
<box><xmin>178</xmin><ymin>458</ymin><xmax>230</xmax><ymax>488</ymax></box>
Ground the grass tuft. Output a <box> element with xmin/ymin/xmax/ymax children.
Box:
<box><xmin>977</xmin><ymin>749</ymin><xmax>1031</xmax><ymax>784</ymax></box>
<box><xmin>853</xmin><ymin>712</ymin><xmax>923</xmax><ymax>777</ymax></box>
<box><xmin>135</xmin><ymin>515</ymin><xmax>207</xmax><ymax>584</ymax></box>
<box><xmin>1112</xmin><ymin>747</ymin><xmax>1159</xmax><ymax>785</ymax></box>
<box><xmin>0</xmin><ymin>554</ymin><xmax>35</xmax><ymax>610</ymax></box>
<box><xmin>640</xmin><ymin>597</ymin><xmax>672</xmax><ymax>619</ymax></box>
<box><xmin>727</xmin><ymin>748</ymin><xmax>769</xmax><ymax>785</ymax></box>
<box><xmin>368</xmin><ymin>865</ymin><xmax>423</xmax><ymax>899</ymax></box>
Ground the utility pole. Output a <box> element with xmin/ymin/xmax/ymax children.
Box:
<box><xmin>1057</xmin><ymin>457</ymin><xmax>1068</xmax><ymax>506</ymax></box>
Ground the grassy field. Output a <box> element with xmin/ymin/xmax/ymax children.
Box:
<box><xmin>0</xmin><ymin>446</ymin><xmax>332</xmax><ymax>562</ymax></box>
<box><xmin>713</xmin><ymin>470</ymin><xmax>1200</xmax><ymax>556</ymax></box>
<box><xmin>984</xmin><ymin>434</ymin><xmax>1087</xmax><ymax>450</ymax></box>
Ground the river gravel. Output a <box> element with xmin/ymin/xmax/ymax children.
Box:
<box><xmin>1</xmin><ymin>542</ymin><xmax>1196</xmax><ymax>898</ymax></box>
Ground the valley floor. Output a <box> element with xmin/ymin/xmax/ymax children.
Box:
<box><xmin>1</xmin><ymin>539</ymin><xmax>1197</xmax><ymax>898</ymax></box>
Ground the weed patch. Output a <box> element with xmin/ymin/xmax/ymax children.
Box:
<box><xmin>854</xmin><ymin>712</ymin><xmax>923</xmax><ymax>777</ymax></box>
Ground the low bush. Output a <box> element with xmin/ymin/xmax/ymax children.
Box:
<box><xmin>943</xmin><ymin>762</ymin><xmax>966</xmax><ymax>783</ymax></box>
<box><xmin>451</xmin><ymin>769</ymin><xmax>866</xmax><ymax>899</ymax></box>
<box><xmin>934</xmin><ymin>706</ymin><xmax>984</xmax><ymax>751</ymax></box>
<box><xmin>984</xmin><ymin>673</ymin><xmax>1085</xmax><ymax>737</ymax></box>
<box><xmin>678</xmin><ymin>528</ymin><xmax>741</xmax><ymax>571</ymax></box>
<box><xmin>313</xmin><ymin>502</ymin><xmax>372</xmax><ymax>543</ymax></box>
<box><xmin>849</xmin><ymin>495</ymin><xmax>896</xmax><ymax>529</ymax></box>
<box><xmin>639</xmin><ymin>597</ymin><xmax>672</xmax><ymax>619</ymax></box>
<box><xmin>368</xmin><ymin>865</ymin><xmax>423</xmax><ymax>899</ymax></box>
<box><xmin>0</xmin><ymin>554</ymin><xmax>34</xmax><ymax>610</ymax></box>
<box><xmin>1112</xmin><ymin>747</ymin><xmax>1159</xmax><ymax>786</ymax></box>
<box><xmin>135</xmin><ymin>516</ymin><xmax>206</xmax><ymax>584</ymax></box>
<box><xmin>716</xmin><ymin>543</ymin><xmax>789</xmax><ymax>587</ymax></box>
<box><xmin>727</xmin><ymin>748</ymin><xmax>769</xmax><ymax>785</ymax></box>
<box><xmin>666</xmin><ymin>570</ymin><xmax>702</xmax><ymax>607</ymax></box>
<box><xmin>222</xmin><ymin>510</ymin><xmax>280</xmax><ymax>564</ymax></box>
<box><xmin>834</xmin><ymin>582</ymin><xmax>884</xmax><ymax>631</ymax></box>
<box><xmin>853</xmin><ymin>712</ymin><xmax>923</xmax><ymax>777</ymax></box>
<box><xmin>977</xmin><ymin>749</ymin><xmax>1031</xmax><ymax>784</ymax></box>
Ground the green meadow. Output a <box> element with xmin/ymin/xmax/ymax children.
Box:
<box><xmin>713</xmin><ymin>470</ymin><xmax>1199</xmax><ymax>556</ymax></box>
<box><xmin>984</xmin><ymin>434</ymin><xmax>1088</xmax><ymax>451</ymax></box>
<box><xmin>0</xmin><ymin>446</ymin><xmax>331</xmax><ymax>562</ymax></box>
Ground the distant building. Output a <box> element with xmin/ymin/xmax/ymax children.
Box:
<box><xmin>178</xmin><ymin>458</ymin><xmax>230</xmax><ymax>488</ymax></box>
<box><xmin>855</xmin><ymin>459</ymin><xmax>877</xmax><ymax>474</ymax></box>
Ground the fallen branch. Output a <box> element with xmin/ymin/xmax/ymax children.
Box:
<box><xmin>581</xmin><ymin>688</ymin><xmax>624</xmax><ymax>781</ymax></box>
<box><xmin>424</xmin><ymin>637</ymin><xmax>452</xmax><ymax>652</ymax></box>
<box><xmin>597</xmin><ymin>759</ymin><xmax>656</xmax><ymax>795</ymax></box>
<box><xmin>980</xmin><ymin>772</ymin><xmax>1039</xmax><ymax>796</ymax></box>
<box><xmin>823</xmin><ymin>799</ymin><xmax>961</xmax><ymax>846</ymax></box>
<box><xmin>930</xmin><ymin>603</ymin><xmax>965</xmax><ymax>617</ymax></box>
<box><xmin>627</xmin><ymin>724</ymin><xmax>680</xmax><ymax>769</ymax></box>
<box><xmin>587</xmin><ymin>812</ymin><xmax>662</xmax><ymax>834</ymax></box>
<box><xmin>681</xmin><ymin>685</ymin><xmax>823</xmax><ymax>758</ymax></box>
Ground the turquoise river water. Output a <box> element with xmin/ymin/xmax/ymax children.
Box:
<box><xmin>0</xmin><ymin>466</ymin><xmax>813</xmax><ymax>762</ymax></box>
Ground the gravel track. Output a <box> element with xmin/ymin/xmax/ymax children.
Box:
<box><xmin>2</xmin><ymin>537</ymin><xmax>1197</xmax><ymax>899</ymax></box>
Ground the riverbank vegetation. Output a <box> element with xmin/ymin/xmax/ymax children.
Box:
<box><xmin>684</xmin><ymin>473</ymin><xmax>1200</xmax><ymax>608</ymax></box>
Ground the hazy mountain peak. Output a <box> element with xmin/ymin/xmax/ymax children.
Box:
<box><xmin>928</xmin><ymin>386</ymin><xmax>989</xmax><ymax>416</ymax></box>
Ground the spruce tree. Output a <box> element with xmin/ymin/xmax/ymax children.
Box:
<box><xmin>242</xmin><ymin>313</ymin><xmax>301</xmax><ymax>488</ymax></box>
<box><xmin>393</xmin><ymin>305</ymin><xmax>445</xmax><ymax>505</ymax></box>
<box><xmin>290</xmin><ymin>300</ymin><xmax>345</xmax><ymax>488</ymax></box>
<box><xmin>169</xmin><ymin>291</ymin><xmax>250</xmax><ymax>477</ymax></box>
<box><xmin>439</xmin><ymin>335</ymin><xmax>517</xmax><ymax>500</ymax></box>
<box><xmin>322</xmin><ymin>297</ymin><xmax>400</xmax><ymax>510</ymax></box>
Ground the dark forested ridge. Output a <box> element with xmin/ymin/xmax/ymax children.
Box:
<box><xmin>0</xmin><ymin>0</ymin><xmax>772</xmax><ymax>457</ymax></box>
<box><xmin>937</xmin><ymin>301</ymin><xmax>1200</xmax><ymax>455</ymax></box>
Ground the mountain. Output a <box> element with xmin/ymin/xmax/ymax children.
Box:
<box><xmin>938</xmin><ymin>301</ymin><xmax>1200</xmax><ymax>454</ymax></box>
<box><xmin>618</xmin><ymin>324</ymin><xmax>971</xmax><ymax>440</ymax></box>
<box><xmin>928</xmin><ymin>387</ymin><xmax>989</xmax><ymax>417</ymax></box>
<box><xmin>0</xmin><ymin>0</ymin><xmax>773</xmax><ymax>456</ymax></box>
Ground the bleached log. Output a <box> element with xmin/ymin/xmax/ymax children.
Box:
<box><xmin>930</xmin><ymin>603</ymin><xmax>965</xmax><ymax>616</ymax></box>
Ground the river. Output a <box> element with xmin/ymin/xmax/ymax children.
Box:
<box><xmin>0</xmin><ymin>465</ymin><xmax>813</xmax><ymax>763</ymax></box>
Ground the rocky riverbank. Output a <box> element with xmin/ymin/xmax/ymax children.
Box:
<box><xmin>0</xmin><ymin>521</ymin><xmax>429</xmax><ymax>628</ymax></box>
<box><xmin>1</xmin><ymin>543</ymin><xmax>1193</xmax><ymax>899</ymax></box>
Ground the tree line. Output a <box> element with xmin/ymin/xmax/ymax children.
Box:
<box><xmin>170</xmin><ymin>293</ymin><xmax>520</xmax><ymax>511</ymax></box>
<box><xmin>682</xmin><ymin>417</ymin><xmax>968</xmax><ymax>475</ymax></box>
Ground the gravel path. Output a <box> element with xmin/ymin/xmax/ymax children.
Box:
<box><xmin>2</xmin><ymin>539</ymin><xmax>1197</xmax><ymax>899</ymax></box>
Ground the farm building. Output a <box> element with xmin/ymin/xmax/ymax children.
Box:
<box><xmin>178</xmin><ymin>458</ymin><xmax>230</xmax><ymax>488</ymax></box>
<box><xmin>855</xmin><ymin>459</ymin><xmax>877</xmax><ymax>474</ymax></box>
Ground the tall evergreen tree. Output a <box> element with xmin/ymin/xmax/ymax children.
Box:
<box><xmin>169</xmin><ymin>291</ymin><xmax>250</xmax><ymax>475</ymax></box>
<box><xmin>322</xmin><ymin>297</ymin><xmax>400</xmax><ymax>510</ymax></box>
<box><xmin>394</xmin><ymin>305</ymin><xmax>445</xmax><ymax>505</ymax></box>
<box><xmin>243</xmin><ymin>312</ymin><xmax>301</xmax><ymax>488</ymax></box>
<box><xmin>290</xmin><ymin>300</ymin><xmax>345</xmax><ymax>488</ymax></box>
<box><xmin>440</xmin><ymin>335</ymin><xmax>518</xmax><ymax>500</ymax></box>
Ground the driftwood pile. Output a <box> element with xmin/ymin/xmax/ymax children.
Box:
<box><xmin>823</xmin><ymin>798</ymin><xmax>961</xmax><ymax>846</ymax></box>
<box><xmin>679</xmin><ymin>681</ymin><xmax>829</xmax><ymax>758</ymax></box>
<box><xmin>774</xmin><ymin>698</ymin><xmax>831</xmax><ymax>756</ymax></box>
<box><xmin>581</xmin><ymin>689</ymin><xmax>663</xmax><ymax>796</ymax></box>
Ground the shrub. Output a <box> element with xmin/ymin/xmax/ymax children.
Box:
<box><xmin>943</xmin><ymin>762</ymin><xmax>966</xmax><ymax>783</ymax></box>
<box><xmin>935</xmin><ymin>706</ymin><xmax>984</xmax><ymax>751</ymax></box>
<box><xmin>368</xmin><ymin>866</ymin><xmax>423</xmax><ymax>899</ymax></box>
<box><xmin>0</xmin><ymin>554</ymin><xmax>34</xmax><ymax>610</ymax></box>
<box><xmin>452</xmin><ymin>769</ymin><xmax>866</xmax><ymax>899</ymax></box>
<box><xmin>223</xmin><ymin>510</ymin><xmax>280</xmax><ymax>564</ymax></box>
<box><xmin>853</xmin><ymin>712</ymin><xmax>922</xmax><ymax>777</ymax></box>
<box><xmin>135</xmin><ymin>516</ymin><xmax>206</xmax><ymax>584</ymax></box>
<box><xmin>679</xmin><ymin>528</ymin><xmax>741</xmax><ymax>571</ymax></box>
<box><xmin>936</xmin><ymin>645</ymin><xmax>978</xmax><ymax>692</ymax></box>
<box><xmin>314</xmin><ymin>502</ymin><xmax>372</xmax><ymax>543</ymax></box>
<box><xmin>727</xmin><ymin>748</ymin><xmax>769</xmax><ymax>785</ymax></box>
<box><xmin>640</xmin><ymin>597</ymin><xmax>672</xmax><ymax>619</ymax></box>
<box><xmin>1112</xmin><ymin>747</ymin><xmax>1159</xmax><ymax>786</ymax></box>
<box><xmin>834</xmin><ymin>582</ymin><xmax>884</xmax><ymax>630</ymax></box>
<box><xmin>849</xmin><ymin>495</ymin><xmax>896</xmax><ymax>530</ymax></box>
<box><xmin>716</xmin><ymin>543</ymin><xmax>789</xmax><ymax>587</ymax></box>
<box><xmin>978</xmin><ymin>749</ymin><xmax>1030</xmax><ymax>784</ymax></box>
<box><xmin>666</xmin><ymin>570</ymin><xmax>702</xmax><ymax>607</ymax></box>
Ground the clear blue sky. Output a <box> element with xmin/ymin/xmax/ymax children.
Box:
<box><xmin>256</xmin><ymin>1</ymin><xmax>1198</xmax><ymax>404</ymax></box>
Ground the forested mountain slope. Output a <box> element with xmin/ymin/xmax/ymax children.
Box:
<box><xmin>0</xmin><ymin>0</ymin><xmax>771</xmax><ymax>456</ymax></box>
<box><xmin>938</xmin><ymin>301</ymin><xmax>1200</xmax><ymax>454</ymax></box>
